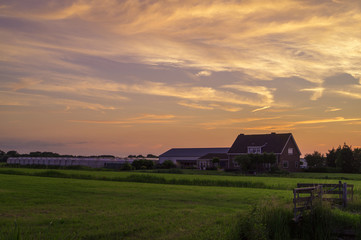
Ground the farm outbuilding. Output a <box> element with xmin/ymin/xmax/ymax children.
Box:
<box><xmin>159</xmin><ymin>148</ymin><xmax>229</xmax><ymax>168</ymax></box>
<box><xmin>7</xmin><ymin>157</ymin><xmax>133</xmax><ymax>168</ymax></box>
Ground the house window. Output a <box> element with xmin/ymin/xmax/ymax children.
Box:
<box><xmin>295</xmin><ymin>161</ymin><xmax>299</xmax><ymax>168</ymax></box>
<box><xmin>288</xmin><ymin>148</ymin><xmax>293</xmax><ymax>155</ymax></box>
<box><xmin>283</xmin><ymin>161</ymin><xmax>289</xmax><ymax>168</ymax></box>
<box><xmin>248</xmin><ymin>146</ymin><xmax>261</xmax><ymax>154</ymax></box>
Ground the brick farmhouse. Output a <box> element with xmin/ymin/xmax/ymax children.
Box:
<box><xmin>159</xmin><ymin>132</ymin><xmax>301</xmax><ymax>172</ymax></box>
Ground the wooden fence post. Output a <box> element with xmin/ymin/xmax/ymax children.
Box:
<box><xmin>293</xmin><ymin>189</ymin><xmax>297</xmax><ymax>220</ymax></box>
<box><xmin>343</xmin><ymin>182</ymin><xmax>348</xmax><ymax>208</ymax></box>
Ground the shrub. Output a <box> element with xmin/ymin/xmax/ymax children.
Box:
<box><xmin>161</xmin><ymin>160</ymin><xmax>176</xmax><ymax>169</ymax></box>
<box><xmin>121</xmin><ymin>163</ymin><xmax>133</xmax><ymax>170</ymax></box>
<box><xmin>131</xmin><ymin>159</ymin><xmax>154</xmax><ymax>170</ymax></box>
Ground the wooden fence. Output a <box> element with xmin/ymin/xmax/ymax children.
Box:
<box><xmin>293</xmin><ymin>181</ymin><xmax>354</xmax><ymax>221</ymax></box>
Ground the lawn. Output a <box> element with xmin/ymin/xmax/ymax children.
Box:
<box><xmin>0</xmin><ymin>174</ymin><xmax>291</xmax><ymax>240</ymax></box>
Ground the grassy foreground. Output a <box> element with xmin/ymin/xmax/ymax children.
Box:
<box><xmin>1</xmin><ymin>168</ymin><xmax>361</xmax><ymax>239</ymax></box>
<box><xmin>0</xmin><ymin>174</ymin><xmax>291</xmax><ymax>240</ymax></box>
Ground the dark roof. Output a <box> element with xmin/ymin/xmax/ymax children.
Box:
<box><xmin>159</xmin><ymin>148</ymin><xmax>229</xmax><ymax>158</ymax></box>
<box><xmin>228</xmin><ymin>133</ymin><xmax>300</xmax><ymax>154</ymax></box>
<box><xmin>198</xmin><ymin>153</ymin><xmax>228</xmax><ymax>160</ymax></box>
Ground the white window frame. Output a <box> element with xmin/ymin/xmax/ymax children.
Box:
<box><xmin>247</xmin><ymin>146</ymin><xmax>261</xmax><ymax>154</ymax></box>
<box><xmin>288</xmin><ymin>148</ymin><xmax>293</xmax><ymax>155</ymax></box>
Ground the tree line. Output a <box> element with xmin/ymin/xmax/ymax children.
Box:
<box><xmin>305</xmin><ymin>143</ymin><xmax>361</xmax><ymax>173</ymax></box>
<box><xmin>0</xmin><ymin>150</ymin><xmax>158</xmax><ymax>162</ymax></box>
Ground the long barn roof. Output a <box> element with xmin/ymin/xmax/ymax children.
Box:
<box><xmin>159</xmin><ymin>148</ymin><xmax>229</xmax><ymax>158</ymax></box>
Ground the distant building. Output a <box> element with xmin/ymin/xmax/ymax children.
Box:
<box><xmin>197</xmin><ymin>153</ymin><xmax>228</xmax><ymax>170</ymax></box>
<box><xmin>159</xmin><ymin>148</ymin><xmax>229</xmax><ymax>168</ymax></box>
<box><xmin>7</xmin><ymin>157</ymin><xmax>133</xmax><ymax>169</ymax></box>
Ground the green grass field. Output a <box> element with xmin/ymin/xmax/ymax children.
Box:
<box><xmin>1</xmin><ymin>168</ymin><xmax>361</xmax><ymax>239</ymax></box>
<box><xmin>1</xmin><ymin>167</ymin><xmax>361</xmax><ymax>192</ymax></box>
<box><xmin>0</xmin><ymin>174</ymin><xmax>291</xmax><ymax>240</ymax></box>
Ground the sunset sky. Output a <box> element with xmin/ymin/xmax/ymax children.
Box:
<box><xmin>1</xmin><ymin>0</ymin><xmax>361</xmax><ymax>157</ymax></box>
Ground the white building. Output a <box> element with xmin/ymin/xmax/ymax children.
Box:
<box><xmin>7</xmin><ymin>157</ymin><xmax>133</xmax><ymax>168</ymax></box>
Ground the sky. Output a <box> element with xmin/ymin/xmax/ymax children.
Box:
<box><xmin>0</xmin><ymin>0</ymin><xmax>361</xmax><ymax>157</ymax></box>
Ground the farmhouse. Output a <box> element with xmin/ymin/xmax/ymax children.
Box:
<box><xmin>160</xmin><ymin>132</ymin><xmax>301</xmax><ymax>172</ymax></box>
<box><xmin>228</xmin><ymin>133</ymin><xmax>301</xmax><ymax>172</ymax></box>
<box><xmin>159</xmin><ymin>148</ymin><xmax>229</xmax><ymax>168</ymax></box>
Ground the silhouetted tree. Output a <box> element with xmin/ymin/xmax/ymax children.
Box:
<box><xmin>354</xmin><ymin>148</ymin><xmax>361</xmax><ymax>172</ymax></box>
<box><xmin>234</xmin><ymin>153</ymin><xmax>276</xmax><ymax>172</ymax></box>
<box><xmin>131</xmin><ymin>159</ymin><xmax>154</xmax><ymax>170</ymax></box>
<box><xmin>336</xmin><ymin>143</ymin><xmax>355</xmax><ymax>173</ymax></box>
<box><xmin>305</xmin><ymin>151</ymin><xmax>324</xmax><ymax>169</ymax></box>
<box><xmin>161</xmin><ymin>160</ymin><xmax>176</xmax><ymax>169</ymax></box>
<box><xmin>212</xmin><ymin>157</ymin><xmax>220</xmax><ymax>168</ymax></box>
<box><xmin>6</xmin><ymin>150</ymin><xmax>19</xmax><ymax>157</ymax></box>
<box><xmin>326</xmin><ymin>148</ymin><xmax>337</xmax><ymax>167</ymax></box>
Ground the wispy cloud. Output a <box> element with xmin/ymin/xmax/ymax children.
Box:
<box><xmin>201</xmin><ymin>117</ymin><xmax>280</xmax><ymax>130</ymax></box>
<box><xmin>116</xmin><ymin>81</ymin><xmax>269</xmax><ymax>107</ymax></box>
<box><xmin>2</xmin><ymin>0</ymin><xmax>360</xmax><ymax>82</ymax></box>
<box><xmin>332</xmin><ymin>90</ymin><xmax>361</xmax><ymax>99</ymax></box>
<box><xmin>325</xmin><ymin>107</ymin><xmax>342</xmax><ymax>112</ymax></box>
<box><xmin>252</xmin><ymin>106</ymin><xmax>271</xmax><ymax>113</ymax></box>
<box><xmin>178</xmin><ymin>101</ymin><xmax>242</xmax><ymax>112</ymax></box>
<box><xmin>300</xmin><ymin>87</ymin><xmax>325</xmax><ymax>100</ymax></box>
<box><xmin>296</xmin><ymin>117</ymin><xmax>361</xmax><ymax>125</ymax></box>
<box><xmin>69</xmin><ymin>114</ymin><xmax>177</xmax><ymax>125</ymax></box>
<box><xmin>177</xmin><ymin>101</ymin><xmax>214</xmax><ymax>110</ymax></box>
<box><xmin>196</xmin><ymin>70</ymin><xmax>212</xmax><ymax>77</ymax></box>
<box><xmin>222</xmin><ymin>84</ymin><xmax>275</xmax><ymax>105</ymax></box>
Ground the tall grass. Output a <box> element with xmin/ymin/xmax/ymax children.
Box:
<box><xmin>3</xmin><ymin>222</ymin><xmax>21</xmax><ymax>240</ymax></box>
<box><xmin>237</xmin><ymin>200</ymin><xmax>361</xmax><ymax>240</ymax></box>
<box><xmin>238</xmin><ymin>200</ymin><xmax>292</xmax><ymax>240</ymax></box>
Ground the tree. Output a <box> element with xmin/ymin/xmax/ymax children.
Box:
<box><xmin>262</xmin><ymin>153</ymin><xmax>276</xmax><ymax>165</ymax></box>
<box><xmin>211</xmin><ymin>157</ymin><xmax>220</xmax><ymax>168</ymax></box>
<box><xmin>335</xmin><ymin>143</ymin><xmax>355</xmax><ymax>173</ymax></box>
<box><xmin>234</xmin><ymin>155</ymin><xmax>252</xmax><ymax>172</ymax></box>
<box><xmin>0</xmin><ymin>150</ymin><xmax>6</xmax><ymax>162</ymax></box>
<box><xmin>234</xmin><ymin>153</ymin><xmax>277</xmax><ymax>173</ymax></box>
<box><xmin>6</xmin><ymin>150</ymin><xmax>19</xmax><ymax>157</ymax></box>
<box><xmin>354</xmin><ymin>148</ymin><xmax>361</xmax><ymax>172</ymax></box>
<box><xmin>305</xmin><ymin>151</ymin><xmax>324</xmax><ymax>169</ymax></box>
<box><xmin>326</xmin><ymin>148</ymin><xmax>337</xmax><ymax>167</ymax></box>
<box><xmin>161</xmin><ymin>160</ymin><xmax>176</xmax><ymax>169</ymax></box>
<box><xmin>131</xmin><ymin>159</ymin><xmax>154</xmax><ymax>170</ymax></box>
